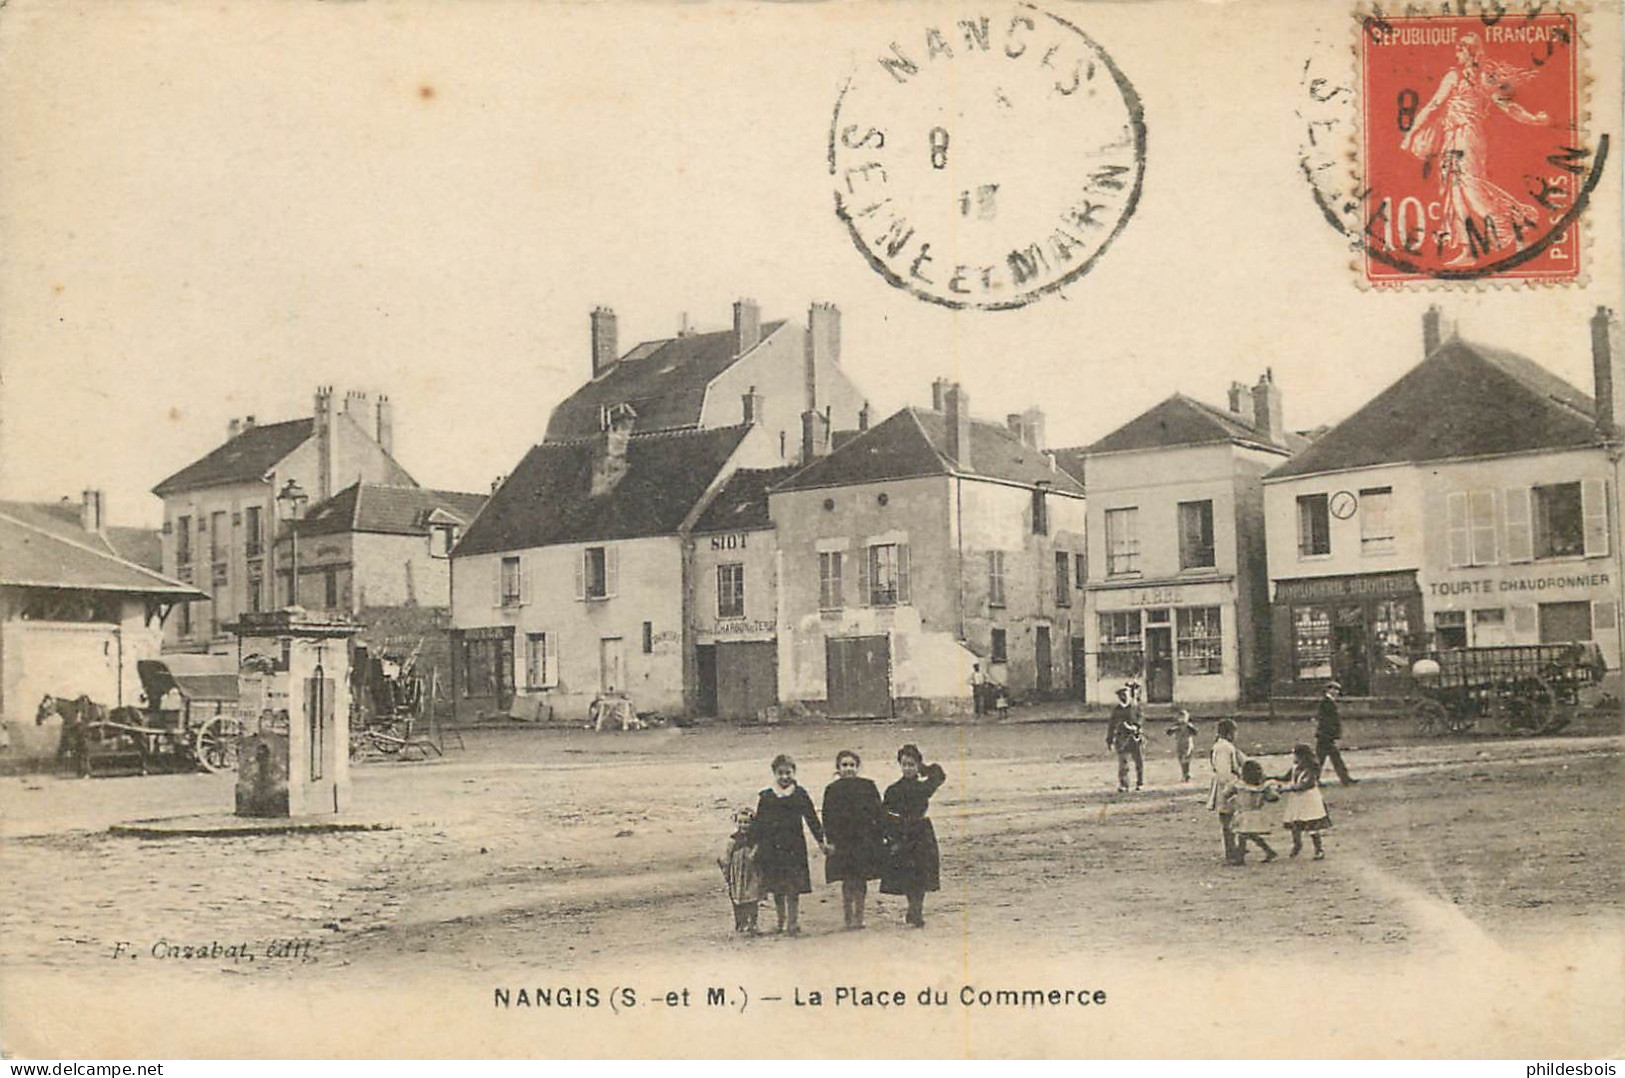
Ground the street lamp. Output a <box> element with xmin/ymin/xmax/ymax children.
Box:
<box><xmin>275</xmin><ymin>479</ymin><xmax>308</xmax><ymax>608</ymax></box>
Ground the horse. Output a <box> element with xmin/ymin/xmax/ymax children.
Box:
<box><xmin>35</xmin><ymin>694</ymin><xmax>150</xmax><ymax>777</ymax></box>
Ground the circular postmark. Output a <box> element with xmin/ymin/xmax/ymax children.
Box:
<box><xmin>829</xmin><ymin>3</ymin><xmax>1146</xmax><ymax>310</ymax></box>
<box><xmin>1298</xmin><ymin>3</ymin><xmax>1607</xmax><ymax>286</ymax></box>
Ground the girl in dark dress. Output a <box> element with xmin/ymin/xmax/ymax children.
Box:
<box><xmin>821</xmin><ymin>749</ymin><xmax>886</xmax><ymax>930</ymax></box>
<box><xmin>880</xmin><ymin>743</ymin><xmax>946</xmax><ymax>928</ymax></box>
<box><xmin>749</xmin><ymin>754</ymin><xmax>828</xmax><ymax>936</ymax></box>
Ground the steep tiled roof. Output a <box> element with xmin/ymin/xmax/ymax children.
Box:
<box><xmin>295</xmin><ymin>483</ymin><xmax>488</xmax><ymax>538</ymax></box>
<box><xmin>1269</xmin><ymin>338</ymin><xmax>1600</xmax><ymax>479</ymax></box>
<box><xmin>543</xmin><ymin>322</ymin><xmax>787</xmax><ymax>441</ymax></box>
<box><xmin>455</xmin><ymin>425</ymin><xmax>753</xmax><ymax>556</ymax></box>
<box><xmin>0</xmin><ymin>511</ymin><xmax>203</xmax><ymax>597</ymax></box>
<box><xmin>1086</xmin><ymin>394</ymin><xmax>1308</xmax><ymax>456</ymax></box>
<box><xmin>692</xmin><ymin>466</ymin><xmax>800</xmax><ymax>533</ymax></box>
<box><xmin>0</xmin><ymin>500</ymin><xmax>162</xmax><ymax>571</ymax></box>
<box><xmin>152</xmin><ymin>419</ymin><xmax>313</xmax><ymax>496</ymax></box>
<box><xmin>774</xmin><ymin>408</ymin><xmax>1084</xmax><ymax>494</ymax></box>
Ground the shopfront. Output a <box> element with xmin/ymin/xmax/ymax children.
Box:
<box><xmin>1424</xmin><ymin>565</ymin><xmax>1619</xmax><ymax>670</ymax></box>
<box><xmin>1088</xmin><ymin>579</ymin><xmax>1240</xmax><ymax>705</ymax></box>
<box><xmin>1271</xmin><ymin>570</ymin><xmax>1423</xmax><ymax>696</ymax></box>
<box><xmin>449</xmin><ymin>625</ymin><xmax>515</xmax><ymax>720</ymax></box>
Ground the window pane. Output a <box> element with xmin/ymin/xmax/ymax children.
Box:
<box><xmin>870</xmin><ymin>544</ymin><xmax>899</xmax><ymax>605</ymax></box>
<box><xmin>1178</xmin><ymin>501</ymin><xmax>1215</xmax><ymax>569</ymax></box>
<box><xmin>1106</xmin><ymin>508</ymin><xmax>1139</xmax><ymax>575</ymax></box>
<box><xmin>1297</xmin><ymin>495</ymin><xmax>1329</xmax><ymax>556</ymax></box>
<box><xmin>1360</xmin><ymin>488</ymin><xmax>1394</xmax><ymax>553</ymax></box>
<box><xmin>1293</xmin><ymin>605</ymin><xmax>1332</xmax><ymax>678</ymax></box>
<box><xmin>1533</xmin><ymin>482</ymin><xmax>1585</xmax><ymax>559</ymax></box>
<box><xmin>1176</xmin><ymin>606</ymin><xmax>1223</xmax><ymax>675</ymax></box>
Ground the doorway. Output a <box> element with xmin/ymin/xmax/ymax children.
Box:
<box><xmin>1332</xmin><ymin>605</ymin><xmax>1369</xmax><ymax>695</ymax></box>
<box><xmin>695</xmin><ymin>644</ymin><xmax>718</xmax><ymax>715</ymax></box>
<box><xmin>599</xmin><ymin>637</ymin><xmax>624</xmax><ymax>695</ymax></box>
<box><xmin>1070</xmin><ymin>636</ymin><xmax>1087</xmax><ymax>702</ymax></box>
<box><xmin>825</xmin><ymin>636</ymin><xmax>892</xmax><ymax>719</ymax></box>
<box><xmin>1035</xmin><ymin>626</ymin><xmax>1053</xmax><ymax>695</ymax></box>
<box><xmin>1144</xmin><ymin>627</ymin><xmax>1174</xmax><ymax>703</ymax></box>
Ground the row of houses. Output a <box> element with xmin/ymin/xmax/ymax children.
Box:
<box><xmin>3</xmin><ymin>298</ymin><xmax>1620</xmax><ymax>737</ymax></box>
<box><xmin>441</xmin><ymin>302</ymin><xmax>1625</xmax><ymax>721</ymax></box>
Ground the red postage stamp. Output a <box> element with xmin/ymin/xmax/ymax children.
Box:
<box><xmin>1358</xmin><ymin>9</ymin><xmax>1590</xmax><ymax>285</ymax></box>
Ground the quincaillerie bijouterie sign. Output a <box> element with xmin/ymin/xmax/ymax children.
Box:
<box><xmin>1274</xmin><ymin>571</ymin><xmax>1420</xmax><ymax>602</ymax></box>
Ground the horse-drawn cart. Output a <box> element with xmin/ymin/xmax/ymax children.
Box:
<box><xmin>1410</xmin><ymin>642</ymin><xmax>1608</xmax><ymax>737</ymax></box>
<box><xmin>35</xmin><ymin>660</ymin><xmax>241</xmax><ymax>777</ymax></box>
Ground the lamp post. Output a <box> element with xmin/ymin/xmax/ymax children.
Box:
<box><xmin>275</xmin><ymin>479</ymin><xmax>308</xmax><ymax>609</ymax></box>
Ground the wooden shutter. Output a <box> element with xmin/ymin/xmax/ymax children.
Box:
<box><xmin>492</xmin><ymin>560</ymin><xmax>502</xmax><ymax>607</ymax></box>
<box><xmin>896</xmin><ymin>544</ymin><xmax>911</xmax><ymax>604</ymax></box>
<box><xmin>856</xmin><ymin>546</ymin><xmax>871</xmax><ymax>606</ymax></box>
<box><xmin>573</xmin><ymin>551</ymin><xmax>585</xmax><ymax>601</ymax></box>
<box><xmin>519</xmin><ymin>556</ymin><xmax>532</xmax><ymax>605</ymax></box>
<box><xmin>832</xmin><ymin>552</ymin><xmax>843</xmax><ymax>607</ymax></box>
<box><xmin>1504</xmin><ymin>488</ymin><xmax>1533</xmax><ymax>563</ymax></box>
<box><xmin>1446</xmin><ymin>492</ymin><xmax>1470</xmax><ymax>568</ymax></box>
<box><xmin>1468</xmin><ymin>489</ymin><xmax>1497</xmax><ymax>565</ymax></box>
<box><xmin>1582</xmin><ymin>479</ymin><xmax>1609</xmax><ymax>556</ymax></box>
<box><xmin>1509</xmin><ymin>604</ymin><xmax>1537</xmax><ymax>640</ymax></box>
<box><xmin>606</xmin><ymin>546</ymin><xmax>620</xmax><ymax>597</ymax></box>
<box><xmin>1594</xmin><ymin>601</ymin><xmax>1617</xmax><ymax>634</ymax></box>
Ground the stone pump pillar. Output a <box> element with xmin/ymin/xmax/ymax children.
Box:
<box><xmin>227</xmin><ymin>609</ymin><xmax>362</xmax><ymax>817</ymax></box>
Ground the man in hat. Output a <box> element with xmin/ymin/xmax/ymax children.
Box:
<box><xmin>1315</xmin><ymin>681</ymin><xmax>1358</xmax><ymax>785</ymax></box>
<box><xmin>1106</xmin><ymin>684</ymin><xmax>1144</xmax><ymax>791</ymax></box>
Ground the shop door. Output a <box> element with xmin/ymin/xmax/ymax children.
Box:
<box><xmin>1333</xmin><ymin>605</ymin><xmax>1369</xmax><ymax>695</ymax></box>
<box><xmin>496</xmin><ymin>633</ymin><xmax>516</xmax><ymax>711</ymax></box>
<box><xmin>1145</xmin><ymin>627</ymin><xmax>1174</xmax><ymax>703</ymax></box>
<box><xmin>1538</xmin><ymin>601</ymin><xmax>1593</xmax><ymax>643</ymax></box>
<box><xmin>1070</xmin><ymin>636</ymin><xmax>1087</xmax><ymax>702</ymax></box>
<box><xmin>599</xmin><ymin>637</ymin><xmax>624</xmax><ymax>694</ymax></box>
<box><xmin>1035</xmin><ymin>627</ymin><xmax>1053</xmax><ymax>695</ymax></box>
<box><xmin>717</xmin><ymin>641</ymin><xmax>778</xmax><ymax>720</ymax></box>
<box><xmin>695</xmin><ymin>644</ymin><xmax>719</xmax><ymax>715</ymax></box>
<box><xmin>826</xmin><ymin>636</ymin><xmax>891</xmax><ymax>719</ymax></box>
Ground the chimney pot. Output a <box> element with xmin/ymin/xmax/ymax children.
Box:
<box><xmin>806</xmin><ymin>302</ymin><xmax>841</xmax><ymax>419</ymax></box>
<box><xmin>931</xmin><ymin>377</ymin><xmax>949</xmax><ymax>412</ymax></box>
<box><xmin>858</xmin><ymin>401</ymin><xmax>871</xmax><ymax>431</ymax></box>
<box><xmin>314</xmin><ymin>386</ymin><xmax>335</xmax><ymax>502</ymax></box>
<box><xmin>742</xmin><ymin>385</ymin><xmax>764</xmax><ymax>426</ymax></box>
<box><xmin>228</xmin><ymin>417</ymin><xmax>242</xmax><ymax>442</ymax></box>
<box><xmin>1423</xmin><ymin>305</ymin><xmax>1455</xmax><ymax>356</ymax></box>
<box><xmin>244</xmin><ymin>415</ymin><xmax>256</xmax><ymax>430</ymax></box>
<box><xmin>591</xmin><ymin>307</ymin><xmax>619</xmax><ymax>379</ymax></box>
<box><xmin>944</xmin><ymin>383</ymin><xmax>972</xmax><ymax>470</ymax></box>
<box><xmin>733</xmin><ymin>298</ymin><xmax>761</xmax><ymax>355</ymax></box>
<box><xmin>591</xmin><ymin>403</ymin><xmax>637</xmax><ymax>497</ymax></box>
<box><xmin>374</xmin><ymin>395</ymin><xmax>393</xmax><ymax>456</ymax></box>
<box><xmin>1020</xmin><ymin>406</ymin><xmax>1045</xmax><ymax>450</ymax></box>
<box><xmin>1250</xmin><ymin>372</ymin><xmax>1284</xmax><ymax>446</ymax></box>
<box><xmin>80</xmin><ymin>489</ymin><xmax>105</xmax><ymax>534</ymax></box>
<box><xmin>1592</xmin><ymin>306</ymin><xmax>1623</xmax><ymax>439</ymax></box>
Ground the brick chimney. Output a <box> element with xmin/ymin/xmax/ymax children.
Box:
<box><xmin>742</xmin><ymin>385</ymin><xmax>764</xmax><ymax>426</ymax></box>
<box><xmin>343</xmin><ymin>390</ymin><xmax>370</xmax><ymax>423</ymax></box>
<box><xmin>1006</xmin><ymin>414</ymin><xmax>1026</xmax><ymax>442</ymax></box>
<box><xmin>1250</xmin><ymin>370</ymin><xmax>1283</xmax><ymax>446</ymax></box>
<box><xmin>1227</xmin><ymin>381</ymin><xmax>1254</xmax><ymax>425</ymax></box>
<box><xmin>1423</xmin><ymin>304</ymin><xmax>1455</xmax><ymax>356</ymax></box>
<box><xmin>592</xmin><ymin>403</ymin><xmax>636</xmax><ymax>497</ymax></box>
<box><xmin>734</xmin><ymin>298</ymin><xmax>761</xmax><ymax>356</ymax></box>
<box><xmin>228</xmin><ymin>417</ymin><xmax>242</xmax><ymax>442</ymax></box>
<box><xmin>931</xmin><ymin>377</ymin><xmax>949</xmax><ymax>412</ymax></box>
<box><xmin>1593</xmin><ymin>307</ymin><xmax>1623</xmax><ymax>439</ymax></box>
<box><xmin>591</xmin><ymin>307</ymin><xmax>619</xmax><ymax>379</ymax></box>
<box><xmin>1021</xmin><ymin>406</ymin><xmax>1045</xmax><ymax>450</ymax></box>
<box><xmin>313</xmin><ymin>386</ymin><xmax>335</xmax><ymax>502</ymax></box>
<box><xmin>80</xmin><ymin>489</ymin><xmax>105</xmax><ymax>534</ymax></box>
<box><xmin>374</xmin><ymin>395</ymin><xmax>393</xmax><ymax>456</ymax></box>
<box><xmin>243</xmin><ymin>415</ymin><xmax>256</xmax><ymax>432</ymax></box>
<box><xmin>944</xmin><ymin>383</ymin><xmax>972</xmax><ymax>469</ymax></box>
<box><xmin>800</xmin><ymin>409</ymin><xmax>831</xmax><ymax>465</ymax></box>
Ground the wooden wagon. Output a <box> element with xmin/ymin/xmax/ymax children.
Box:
<box><xmin>1410</xmin><ymin>642</ymin><xmax>1607</xmax><ymax>737</ymax></box>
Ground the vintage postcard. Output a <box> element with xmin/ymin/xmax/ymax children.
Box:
<box><xmin>0</xmin><ymin>0</ymin><xmax>1621</xmax><ymax>1062</ymax></box>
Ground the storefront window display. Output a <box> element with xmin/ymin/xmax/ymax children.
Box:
<box><xmin>1293</xmin><ymin>606</ymin><xmax>1333</xmax><ymax>679</ymax></box>
<box><xmin>1097</xmin><ymin>610</ymin><xmax>1143</xmax><ymax>679</ymax></box>
<box><xmin>1175</xmin><ymin>606</ymin><xmax>1223</xmax><ymax>675</ymax></box>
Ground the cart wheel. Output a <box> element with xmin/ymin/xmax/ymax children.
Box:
<box><xmin>1415</xmin><ymin>699</ymin><xmax>1449</xmax><ymax>736</ymax></box>
<box><xmin>194</xmin><ymin>715</ymin><xmax>240</xmax><ymax>773</ymax></box>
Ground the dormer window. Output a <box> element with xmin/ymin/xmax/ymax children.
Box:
<box><xmin>429</xmin><ymin>523</ymin><xmax>458</xmax><ymax>559</ymax></box>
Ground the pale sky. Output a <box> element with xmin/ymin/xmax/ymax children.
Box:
<box><xmin>1</xmin><ymin>0</ymin><xmax>1619</xmax><ymax>527</ymax></box>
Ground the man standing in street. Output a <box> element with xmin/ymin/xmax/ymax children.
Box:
<box><xmin>970</xmin><ymin>663</ymin><xmax>987</xmax><ymax>717</ymax></box>
<box><xmin>1316</xmin><ymin>681</ymin><xmax>1358</xmax><ymax>786</ymax></box>
<box><xmin>1107</xmin><ymin>684</ymin><xmax>1144</xmax><ymax>791</ymax></box>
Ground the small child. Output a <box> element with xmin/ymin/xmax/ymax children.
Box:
<box><xmin>718</xmin><ymin>806</ymin><xmax>764</xmax><ymax>934</ymax></box>
<box><xmin>1227</xmin><ymin>759</ymin><xmax>1280</xmax><ymax>865</ymax></box>
<box><xmin>1165</xmin><ymin>709</ymin><xmax>1198</xmax><ymax>782</ymax></box>
<box><xmin>1277</xmin><ymin>743</ymin><xmax>1332</xmax><ymax>859</ymax></box>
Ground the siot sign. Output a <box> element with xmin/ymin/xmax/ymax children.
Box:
<box><xmin>709</xmin><ymin>534</ymin><xmax>751</xmax><ymax>551</ymax></box>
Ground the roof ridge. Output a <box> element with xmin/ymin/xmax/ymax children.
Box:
<box><xmin>0</xmin><ymin>509</ymin><xmax>189</xmax><ymax>588</ymax></box>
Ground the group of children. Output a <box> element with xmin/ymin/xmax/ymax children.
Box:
<box><xmin>719</xmin><ymin>744</ymin><xmax>946</xmax><ymax>936</ymax></box>
<box><xmin>1207</xmin><ymin>719</ymin><xmax>1333</xmax><ymax>865</ymax></box>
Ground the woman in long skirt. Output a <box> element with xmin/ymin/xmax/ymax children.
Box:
<box><xmin>822</xmin><ymin>749</ymin><xmax>886</xmax><ymax>930</ymax></box>
<box><xmin>750</xmin><ymin>754</ymin><xmax>828</xmax><ymax>936</ymax></box>
<box><xmin>880</xmin><ymin>743</ymin><xmax>946</xmax><ymax>928</ymax></box>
